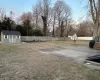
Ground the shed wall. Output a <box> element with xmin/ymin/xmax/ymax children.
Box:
<box><xmin>1</xmin><ymin>34</ymin><xmax>21</xmax><ymax>43</ymax></box>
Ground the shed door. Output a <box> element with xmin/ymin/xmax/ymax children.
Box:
<box><xmin>9</xmin><ymin>35</ymin><xmax>13</xmax><ymax>43</ymax></box>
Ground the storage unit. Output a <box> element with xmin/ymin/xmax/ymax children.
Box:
<box><xmin>1</xmin><ymin>30</ymin><xmax>21</xmax><ymax>43</ymax></box>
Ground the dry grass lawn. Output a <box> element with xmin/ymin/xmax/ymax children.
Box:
<box><xmin>0</xmin><ymin>41</ymin><xmax>100</xmax><ymax>80</ymax></box>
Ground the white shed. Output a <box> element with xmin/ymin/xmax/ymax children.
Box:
<box><xmin>1</xmin><ymin>30</ymin><xmax>21</xmax><ymax>43</ymax></box>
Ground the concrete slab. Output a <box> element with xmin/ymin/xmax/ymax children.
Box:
<box><xmin>53</xmin><ymin>50</ymin><xmax>88</xmax><ymax>58</ymax></box>
<box><xmin>40</xmin><ymin>46</ymin><xmax>100</xmax><ymax>64</ymax></box>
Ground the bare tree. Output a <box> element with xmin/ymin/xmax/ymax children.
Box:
<box><xmin>20</xmin><ymin>12</ymin><xmax>33</xmax><ymax>36</ymax></box>
<box><xmin>32</xmin><ymin>0</ymin><xmax>52</xmax><ymax>36</ymax></box>
<box><xmin>0</xmin><ymin>8</ymin><xmax>5</xmax><ymax>21</ymax></box>
<box><xmin>54</xmin><ymin>0</ymin><xmax>71</xmax><ymax>37</ymax></box>
<box><xmin>89</xmin><ymin>0</ymin><xmax>100</xmax><ymax>37</ymax></box>
<box><xmin>60</xmin><ymin>20</ymin><xmax>64</xmax><ymax>37</ymax></box>
<box><xmin>76</xmin><ymin>21</ymin><xmax>93</xmax><ymax>37</ymax></box>
<box><xmin>52</xmin><ymin>8</ymin><xmax>56</xmax><ymax>37</ymax></box>
<box><xmin>33</xmin><ymin>1</ymin><xmax>42</xmax><ymax>28</ymax></box>
<box><xmin>20</xmin><ymin>12</ymin><xmax>32</xmax><ymax>24</ymax></box>
<box><xmin>41</xmin><ymin>0</ymin><xmax>50</xmax><ymax>36</ymax></box>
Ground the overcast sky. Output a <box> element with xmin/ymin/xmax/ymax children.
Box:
<box><xmin>0</xmin><ymin>0</ymin><xmax>88</xmax><ymax>23</ymax></box>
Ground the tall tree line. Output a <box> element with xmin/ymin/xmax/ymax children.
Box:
<box><xmin>32</xmin><ymin>0</ymin><xmax>72</xmax><ymax>37</ymax></box>
<box><xmin>0</xmin><ymin>0</ymin><xmax>73</xmax><ymax>37</ymax></box>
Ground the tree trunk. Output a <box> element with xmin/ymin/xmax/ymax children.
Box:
<box><xmin>93</xmin><ymin>28</ymin><xmax>97</xmax><ymax>39</ymax></box>
<box><xmin>60</xmin><ymin>20</ymin><xmax>64</xmax><ymax>37</ymax></box>
<box><xmin>89</xmin><ymin>0</ymin><xmax>100</xmax><ymax>38</ymax></box>
<box><xmin>36</xmin><ymin>15</ymin><xmax>38</xmax><ymax>28</ymax></box>
<box><xmin>42</xmin><ymin>16</ymin><xmax>47</xmax><ymax>36</ymax></box>
<box><xmin>93</xmin><ymin>23</ymin><xmax>98</xmax><ymax>39</ymax></box>
<box><xmin>52</xmin><ymin>16</ymin><xmax>55</xmax><ymax>37</ymax></box>
<box><xmin>52</xmin><ymin>24</ymin><xmax>55</xmax><ymax>37</ymax></box>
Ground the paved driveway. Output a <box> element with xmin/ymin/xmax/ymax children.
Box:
<box><xmin>40</xmin><ymin>46</ymin><xmax>100</xmax><ymax>63</ymax></box>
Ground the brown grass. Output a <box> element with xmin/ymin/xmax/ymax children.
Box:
<box><xmin>0</xmin><ymin>41</ymin><xmax>100</xmax><ymax>80</ymax></box>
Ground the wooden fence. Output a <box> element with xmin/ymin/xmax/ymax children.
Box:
<box><xmin>21</xmin><ymin>36</ymin><xmax>71</xmax><ymax>42</ymax></box>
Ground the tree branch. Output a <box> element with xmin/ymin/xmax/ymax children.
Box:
<box><xmin>89</xmin><ymin>0</ymin><xmax>96</xmax><ymax>23</ymax></box>
<box><xmin>93</xmin><ymin>0</ymin><xmax>97</xmax><ymax>16</ymax></box>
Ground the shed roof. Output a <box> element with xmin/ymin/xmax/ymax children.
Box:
<box><xmin>1</xmin><ymin>30</ymin><xmax>21</xmax><ymax>35</ymax></box>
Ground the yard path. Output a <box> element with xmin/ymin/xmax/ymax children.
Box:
<box><xmin>0</xmin><ymin>42</ymin><xmax>100</xmax><ymax>80</ymax></box>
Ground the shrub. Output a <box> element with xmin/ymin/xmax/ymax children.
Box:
<box><xmin>33</xmin><ymin>29</ymin><xmax>43</xmax><ymax>36</ymax></box>
<box><xmin>89</xmin><ymin>40</ymin><xmax>95</xmax><ymax>48</ymax></box>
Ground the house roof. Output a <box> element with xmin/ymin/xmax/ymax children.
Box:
<box><xmin>1</xmin><ymin>30</ymin><xmax>21</xmax><ymax>35</ymax></box>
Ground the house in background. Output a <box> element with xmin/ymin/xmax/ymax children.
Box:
<box><xmin>1</xmin><ymin>30</ymin><xmax>21</xmax><ymax>43</ymax></box>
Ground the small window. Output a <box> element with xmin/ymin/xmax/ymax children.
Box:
<box><xmin>17</xmin><ymin>36</ymin><xmax>20</xmax><ymax>39</ymax></box>
<box><xmin>4</xmin><ymin>35</ymin><xmax>8</xmax><ymax>39</ymax></box>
